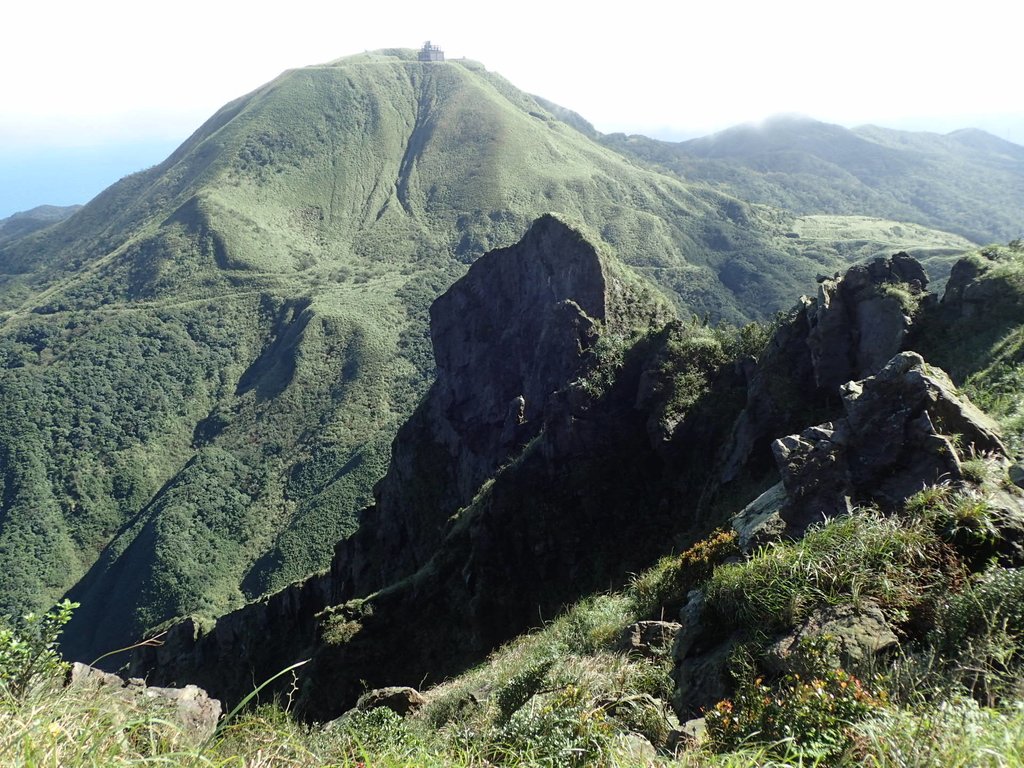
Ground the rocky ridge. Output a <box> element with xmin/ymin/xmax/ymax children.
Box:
<box><xmin>131</xmin><ymin>221</ymin><xmax>1023</xmax><ymax>729</ymax></box>
<box><xmin>131</xmin><ymin>215</ymin><xmax>687</xmax><ymax>715</ymax></box>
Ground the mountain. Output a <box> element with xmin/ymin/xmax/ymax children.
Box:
<box><xmin>4</xmin><ymin>50</ymin><xmax>971</xmax><ymax>662</ymax></box>
<box><xmin>0</xmin><ymin>205</ymin><xmax>82</xmax><ymax>247</ymax></box>
<box><xmin>603</xmin><ymin>115</ymin><xmax>1024</xmax><ymax>245</ymax></box>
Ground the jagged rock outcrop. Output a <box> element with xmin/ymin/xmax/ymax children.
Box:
<box><xmin>675</xmin><ymin>349</ymin><xmax>1017</xmax><ymax>719</ymax></box>
<box><xmin>807</xmin><ymin>253</ymin><xmax>929</xmax><ymax>391</ymax></box>
<box><xmin>715</xmin><ymin>253</ymin><xmax>931</xmax><ymax>492</ymax></box>
<box><xmin>331</xmin><ymin>214</ymin><xmax>664</xmax><ymax>600</ymax></box>
<box><xmin>129</xmin><ymin>571</ymin><xmax>332</xmax><ymax>701</ymax></box>
<box><xmin>940</xmin><ymin>254</ymin><xmax>1022</xmax><ymax>321</ymax></box>
<box><xmin>775</xmin><ymin>351</ymin><xmax>1005</xmax><ymax>533</ymax></box>
<box><xmin>131</xmin><ymin>216</ymin><xmax>694</xmax><ymax>718</ymax></box>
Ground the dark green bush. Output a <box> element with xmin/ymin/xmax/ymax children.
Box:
<box><xmin>494</xmin><ymin>657</ymin><xmax>555</xmax><ymax>723</ymax></box>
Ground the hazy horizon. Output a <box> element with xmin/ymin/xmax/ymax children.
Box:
<box><xmin>3</xmin><ymin>0</ymin><xmax>1020</xmax><ymax>218</ymax></box>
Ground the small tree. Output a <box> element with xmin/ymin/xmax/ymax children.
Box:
<box><xmin>0</xmin><ymin>599</ymin><xmax>78</xmax><ymax>699</ymax></box>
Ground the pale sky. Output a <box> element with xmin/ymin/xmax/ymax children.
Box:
<box><xmin>1</xmin><ymin>0</ymin><xmax>1021</xmax><ymax>215</ymax></box>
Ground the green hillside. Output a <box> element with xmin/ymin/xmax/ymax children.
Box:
<box><xmin>0</xmin><ymin>205</ymin><xmax>81</xmax><ymax>247</ymax></box>
<box><xmin>0</xmin><ymin>51</ymin><xmax>979</xmax><ymax>661</ymax></box>
<box><xmin>603</xmin><ymin>115</ymin><xmax>1024</xmax><ymax>245</ymax></box>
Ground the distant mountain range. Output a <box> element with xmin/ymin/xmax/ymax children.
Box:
<box><xmin>603</xmin><ymin>115</ymin><xmax>1024</xmax><ymax>245</ymax></box>
<box><xmin>0</xmin><ymin>50</ymin><xmax>1012</xmax><ymax>663</ymax></box>
<box><xmin>0</xmin><ymin>205</ymin><xmax>81</xmax><ymax>246</ymax></box>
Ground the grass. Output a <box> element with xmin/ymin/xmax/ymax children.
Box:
<box><xmin>703</xmin><ymin>511</ymin><xmax>945</xmax><ymax>634</ymax></box>
<box><xmin>6</xmin><ymin>461</ymin><xmax>1024</xmax><ymax>767</ymax></box>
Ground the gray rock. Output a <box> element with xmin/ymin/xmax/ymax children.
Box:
<box><xmin>715</xmin><ymin>253</ymin><xmax>930</xmax><ymax>494</ymax></box>
<box><xmin>67</xmin><ymin>661</ymin><xmax>123</xmax><ymax>688</ymax></box>
<box><xmin>731</xmin><ymin>482</ymin><xmax>787</xmax><ymax>551</ymax></box>
<box><xmin>668</xmin><ymin>716</ymin><xmax>706</xmax><ymax>751</ymax></box>
<box><xmin>355</xmin><ymin>685</ymin><xmax>427</xmax><ymax>717</ymax></box>
<box><xmin>1011</xmin><ymin>463</ymin><xmax>1024</xmax><ymax>490</ymax></box>
<box><xmin>672</xmin><ymin>635</ymin><xmax>739</xmax><ymax>721</ymax></box>
<box><xmin>143</xmin><ymin>683</ymin><xmax>223</xmax><ymax>738</ymax></box>
<box><xmin>617</xmin><ymin>732</ymin><xmax>658</xmax><ymax>764</ymax></box>
<box><xmin>776</xmin><ymin>352</ymin><xmax>1008</xmax><ymax>534</ymax></box>
<box><xmin>765</xmin><ymin>600</ymin><xmax>899</xmax><ymax>675</ymax></box>
<box><xmin>66</xmin><ymin>662</ymin><xmax>221</xmax><ymax>740</ymax></box>
<box><xmin>671</xmin><ymin>591</ymin><xmax>740</xmax><ymax>719</ymax></box>
<box><xmin>806</xmin><ymin>254</ymin><xmax>927</xmax><ymax>393</ymax></box>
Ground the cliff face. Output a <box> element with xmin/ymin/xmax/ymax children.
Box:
<box><xmin>331</xmin><ymin>214</ymin><xmax>647</xmax><ymax>599</ymax></box>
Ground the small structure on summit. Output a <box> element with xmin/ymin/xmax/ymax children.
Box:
<box><xmin>418</xmin><ymin>41</ymin><xmax>444</xmax><ymax>63</ymax></box>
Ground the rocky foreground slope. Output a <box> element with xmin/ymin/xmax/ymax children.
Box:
<box><xmin>130</xmin><ymin>217</ymin><xmax>1024</xmax><ymax>730</ymax></box>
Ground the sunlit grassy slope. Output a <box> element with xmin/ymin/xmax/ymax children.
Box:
<box><xmin>0</xmin><ymin>50</ymin><xmax>976</xmax><ymax>661</ymax></box>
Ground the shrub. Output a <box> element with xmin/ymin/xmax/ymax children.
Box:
<box><xmin>629</xmin><ymin>529</ymin><xmax>738</xmax><ymax>619</ymax></box>
<box><xmin>0</xmin><ymin>599</ymin><xmax>78</xmax><ymax>699</ymax></box>
<box><xmin>494</xmin><ymin>657</ymin><xmax>555</xmax><ymax>722</ymax></box>
<box><xmin>334</xmin><ymin>706</ymin><xmax>412</xmax><ymax>756</ymax></box>
<box><xmin>493</xmin><ymin>685</ymin><xmax>615</xmax><ymax>767</ymax></box>
<box><xmin>705</xmin><ymin>637</ymin><xmax>887</xmax><ymax>759</ymax></box>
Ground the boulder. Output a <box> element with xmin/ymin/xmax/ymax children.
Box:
<box><xmin>67</xmin><ymin>662</ymin><xmax>221</xmax><ymax>740</ymax></box>
<box><xmin>667</xmin><ymin>716</ymin><xmax>707</xmax><ymax>752</ymax></box>
<box><xmin>671</xmin><ymin>591</ymin><xmax>740</xmax><ymax>719</ymax></box>
<box><xmin>617</xmin><ymin>732</ymin><xmax>659</xmax><ymax>764</ymax></box>
<box><xmin>731</xmin><ymin>481</ymin><xmax>787</xmax><ymax>551</ymax></box>
<box><xmin>764</xmin><ymin>600</ymin><xmax>899</xmax><ymax>676</ymax></box>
